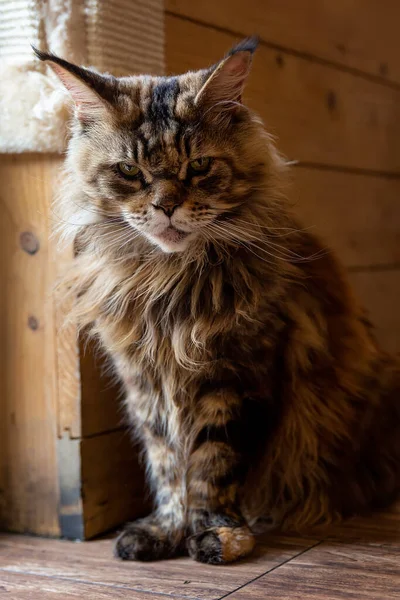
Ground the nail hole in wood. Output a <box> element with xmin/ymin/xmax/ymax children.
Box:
<box><xmin>326</xmin><ymin>90</ymin><xmax>337</xmax><ymax>112</ymax></box>
<box><xmin>20</xmin><ymin>231</ymin><xmax>39</xmax><ymax>255</ymax></box>
<box><xmin>28</xmin><ymin>316</ymin><xmax>39</xmax><ymax>331</ymax></box>
<box><xmin>379</xmin><ymin>62</ymin><xmax>389</xmax><ymax>77</ymax></box>
<box><xmin>275</xmin><ymin>54</ymin><xmax>284</xmax><ymax>67</ymax></box>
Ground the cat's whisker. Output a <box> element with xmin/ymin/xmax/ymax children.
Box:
<box><xmin>232</xmin><ymin>217</ymin><xmax>316</xmax><ymax>236</ymax></box>
<box><xmin>207</xmin><ymin>221</ymin><xmax>310</xmax><ymax>265</ymax></box>
<box><xmin>45</xmin><ymin>207</ymin><xmax>123</xmax><ymax>230</ymax></box>
<box><xmin>209</xmin><ymin>220</ymin><xmax>326</xmax><ymax>263</ymax></box>
<box><xmin>68</xmin><ymin>198</ymin><xmax>115</xmax><ymax>218</ymax></box>
<box><xmin>207</xmin><ymin>223</ymin><xmax>279</xmax><ymax>267</ymax></box>
<box><xmin>97</xmin><ymin>228</ymin><xmax>137</xmax><ymax>244</ymax></box>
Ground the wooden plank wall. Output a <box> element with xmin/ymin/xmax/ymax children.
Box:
<box><xmin>165</xmin><ymin>1</ymin><xmax>400</xmax><ymax>354</ymax></box>
<box><xmin>0</xmin><ymin>155</ymin><xmax>61</xmax><ymax>536</ymax></box>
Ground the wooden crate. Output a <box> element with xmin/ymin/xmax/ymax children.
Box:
<box><xmin>0</xmin><ymin>154</ymin><xmax>147</xmax><ymax>539</ymax></box>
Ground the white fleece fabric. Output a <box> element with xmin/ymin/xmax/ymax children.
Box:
<box><xmin>0</xmin><ymin>0</ymin><xmax>164</xmax><ymax>153</ymax></box>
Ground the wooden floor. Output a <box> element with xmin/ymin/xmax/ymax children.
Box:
<box><xmin>0</xmin><ymin>504</ymin><xmax>399</xmax><ymax>599</ymax></box>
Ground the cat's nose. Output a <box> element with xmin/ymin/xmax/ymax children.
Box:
<box><xmin>152</xmin><ymin>197</ymin><xmax>183</xmax><ymax>217</ymax></box>
<box><xmin>151</xmin><ymin>180</ymin><xmax>184</xmax><ymax>217</ymax></box>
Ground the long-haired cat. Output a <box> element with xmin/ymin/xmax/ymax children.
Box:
<box><xmin>34</xmin><ymin>38</ymin><xmax>400</xmax><ymax>565</ymax></box>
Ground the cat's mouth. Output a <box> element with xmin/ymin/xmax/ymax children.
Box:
<box><xmin>147</xmin><ymin>225</ymin><xmax>193</xmax><ymax>253</ymax></box>
<box><xmin>153</xmin><ymin>226</ymin><xmax>189</xmax><ymax>245</ymax></box>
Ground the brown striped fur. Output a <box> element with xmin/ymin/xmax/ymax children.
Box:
<box><xmin>35</xmin><ymin>39</ymin><xmax>400</xmax><ymax>564</ymax></box>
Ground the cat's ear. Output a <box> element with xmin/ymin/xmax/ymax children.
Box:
<box><xmin>195</xmin><ymin>37</ymin><xmax>258</xmax><ymax>116</ymax></box>
<box><xmin>33</xmin><ymin>48</ymin><xmax>116</xmax><ymax>121</ymax></box>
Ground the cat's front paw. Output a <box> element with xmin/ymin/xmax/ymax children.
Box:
<box><xmin>187</xmin><ymin>525</ymin><xmax>255</xmax><ymax>565</ymax></box>
<box><xmin>115</xmin><ymin>519</ymin><xmax>177</xmax><ymax>561</ymax></box>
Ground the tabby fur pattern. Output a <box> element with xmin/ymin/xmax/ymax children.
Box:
<box><xmin>34</xmin><ymin>38</ymin><xmax>400</xmax><ymax>564</ymax></box>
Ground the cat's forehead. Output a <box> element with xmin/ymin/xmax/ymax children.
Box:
<box><xmin>113</xmin><ymin>71</ymin><xmax>209</xmax><ymax>166</ymax></box>
<box><xmin>119</xmin><ymin>71</ymin><xmax>205</xmax><ymax>127</ymax></box>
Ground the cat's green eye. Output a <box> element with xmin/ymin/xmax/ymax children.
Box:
<box><xmin>189</xmin><ymin>157</ymin><xmax>212</xmax><ymax>173</ymax></box>
<box><xmin>117</xmin><ymin>162</ymin><xmax>141</xmax><ymax>178</ymax></box>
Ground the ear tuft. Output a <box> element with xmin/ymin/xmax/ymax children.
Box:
<box><xmin>32</xmin><ymin>46</ymin><xmax>55</xmax><ymax>63</ymax></box>
<box><xmin>227</xmin><ymin>36</ymin><xmax>259</xmax><ymax>57</ymax></box>
<box><xmin>195</xmin><ymin>37</ymin><xmax>258</xmax><ymax>117</ymax></box>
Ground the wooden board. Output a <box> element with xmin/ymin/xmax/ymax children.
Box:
<box><xmin>56</xmin><ymin>294</ymin><xmax>81</xmax><ymax>439</ymax></box>
<box><xmin>0</xmin><ymin>154</ymin><xmax>60</xmax><ymax>536</ymax></box>
<box><xmin>1</xmin><ymin>505</ymin><xmax>399</xmax><ymax>600</ymax></box>
<box><xmin>81</xmin><ymin>430</ymin><xmax>148</xmax><ymax>539</ymax></box>
<box><xmin>0</xmin><ymin>154</ymin><xmax>141</xmax><ymax>540</ymax></box>
<box><xmin>291</xmin><ymin>167</ymin><xmax>400</xmax><ymax>269</ymax></box>
<box><xmin>166</xmin><ymin>15</ymin><xmax>400</xmax><ymax>173</ymax></box>
<box><xmin>228</xmin><ymin>542</ymin><xmax>400</xmax><ymax>599</ymax></box>
<box><xmin>166</xmin><ymin>0</ymin><xmax>400</xmax><ymax>84</ymax></box>
<box><xmin>323</xmin><ymin>503</ymin><xmax>400</xmax><ymax>547</ymax></box>
<box><xmin>80</xmin><ymin>338</ymin><xmax>123</xmax><ymax>438</ymax></box>
<box><xmin>0</xmin><ymin>571</ymin><xmax>153</xmax><ymax>600</ymax></box>
<box><xmin>0</xmin><ymin>533</ymin><xmax>318</xmax><ymax>599</ymax></box>
<box><xmin>349</xmin><ymin>269</ymin><xmax>400</xmax><ymax>354</ymax></box>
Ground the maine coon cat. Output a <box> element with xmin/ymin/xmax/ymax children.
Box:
<box><xmin>34</xmin><ymin>39</ymin><xmax>400</xmax><ymax>565</ymax></box>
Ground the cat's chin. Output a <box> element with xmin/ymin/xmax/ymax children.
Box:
<box><xmin>146</xmin><ymin>227</ymin><xmax>195</xmax><ymax>254</ymax></box>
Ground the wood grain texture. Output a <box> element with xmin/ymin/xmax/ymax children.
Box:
<box><xmin>0</xmin><ymin>571</ymin><xmax>154</xmax><ymax>600</ymax></box>
<box><xmin>292</xmin><ymin>168</ymin><xmax>400</xmax><ymax>268</ymax></box>
<box><xmin>0</xmin><ymin>154</ymin><xmax>60</xmax><ymax>536</ymax></box>
<box><xmin>80</xmin><ymin>338</ymin><xmax>123</xmax><ymax>438</ymax></box>
<box><xmin>0</xmin><ymin>533</ymin><xmax>318</xmax><ymax>599</ymax></box>
<box><xmin>166</xmin><ymin>15</ymin><xmax>400</xmax><ymax>173</ymax></box>
<box><xmin>166</xmin><ymin>0</ymin><xmax>400</xmax><ymax>84</ymax></box>
<box><xmin>228</xmin><ymin>542</ymin><xmax>400</xmax><ymax>599</ymax></box>
<box><xmin>0</xmin><ymin>154</ymin><xmax>142</xmax><ymax>540</ymax></box>
<box><xmin>81</xmin><ymin>430</ymin><xmax>148</xmax><ymax>539</ymax></box>
<box><xmin>55</xmin><ymin>252</ymin><xmax>82</xmax><ymax>439</ymax></box>
<box><xmin>1</xmin><ymin>506</ymin><xmax>399</xmax><ymax>600</ymax></box>
<box><xmin>349</xmin><ymin>269</ymin><xmax>400</xmax><ymax>354</ymax></box>
<box><xmin>322</xmin><ymin>503</ymin><xmax>400</xmax><ymax>548</ymax></box>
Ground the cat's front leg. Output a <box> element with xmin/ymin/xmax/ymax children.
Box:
<box><xmin>186</xmin><ymin>389</ymin><xmax>255</xmax><ymax>564</ymax></box>
<box><xmin>115</xmin><ymin>386</ymin><xmax>186</xmax><ymax>561</ymax></box>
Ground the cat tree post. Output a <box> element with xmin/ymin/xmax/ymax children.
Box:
<box><xmin>0</xmin><ymin>0</ymin><xmax>163</xmax><ymax>539</ymax></box>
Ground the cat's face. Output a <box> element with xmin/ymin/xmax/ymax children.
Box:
<box><xmin>110</xmin><ymin>134</ymin><xmax>235</xmax><ymax>253</ymax></box>
<box><xmin>73</xmin><ymin>74</ymin><xmax>252</xmax><ymax>253</ymax></box>
<box><xmin>36</xmin><ymin>39</ymin><xmax>270</xmax><ymax>253</ymax></box>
